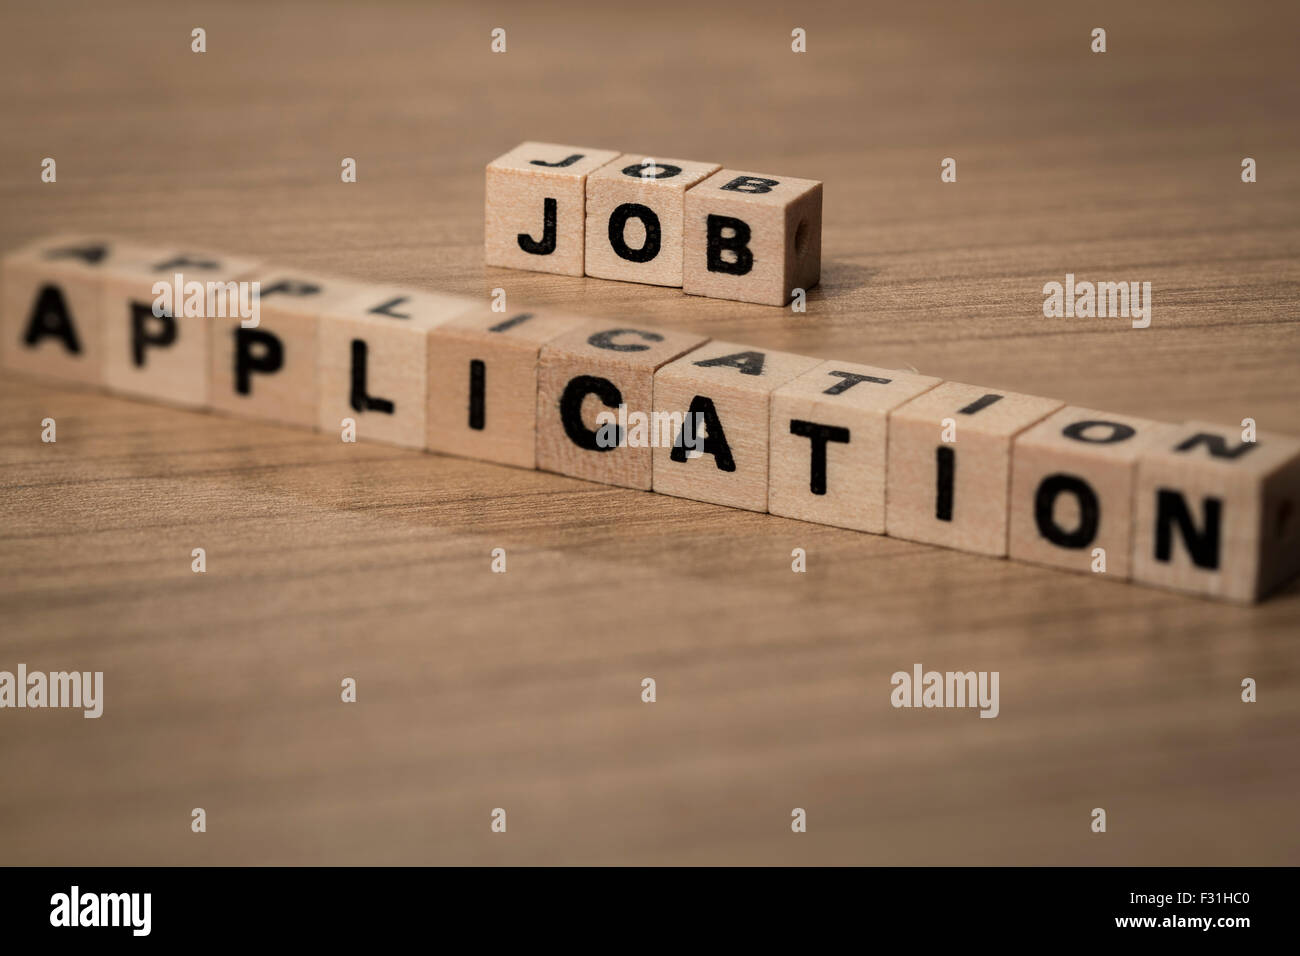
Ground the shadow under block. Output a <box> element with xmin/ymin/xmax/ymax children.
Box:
<box><xmin>317</xmin><ymin>287</ymin><xmax>478</xmax><ymax>449</ymax></box>
<box><xmin>886</xmin><ymin>382</ymin><xmax>1063</xmax><ymax>556</ymax></box>
<box><xmin>2</xmin><ymin>235</ymin><xmax>149</xmax><ymax>386</ymax></box>
<box><xmin>1131</xmin><ymin>421</ymin><xmax>1300</xmax><ymax>603</ymax></box>
<box><xmin>485</xmin><ymin>142</ymin><xmax>620</xmax><ymax>277</ymax></box>
<box><xmin>536</xmin><ymin>321</ymin><xmax>709</xmax><ymax>489</ymax></box>
<box><xmin>1008</xmin><ymin>407</ymin><xmax>1174</xmax><ymax>580</ymax></box>
<box><xmin>426</xmin><ymin>308</ymin><xmax>589</xmax><ymax>469</ymax></box>
<box><xmin>101</xmin><ymin>248</ymin><xmax>262</xmax><ymax>408</ymax></box>
<box><xmin>652</xmin><ymin>341</ymin><xmax>821</xmax><ymax>511</ymax></box>
<box><xmin>682</xmin><ymin>168</ymin><xmax>822</xmax><ymax>306</ymax></box>
<box><xmin>208</xmin><ymin>270</ymin><xmax>368</xmax><ymax>428</ymax></box>
<box><xmin>768</xmin><ymin>360</ymin><xmax>942</xmax><ymax>532</ymax></box>
<box><xmin>584</xmin><ymin>155</ymin><xmax>721</xmax><ymax>287</ymax></box>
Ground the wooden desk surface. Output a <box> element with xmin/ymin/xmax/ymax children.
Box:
<box><xmin>1</xmin><ymin>0</ymin><xmax>1297</xmax><ymax>865</ymax></box>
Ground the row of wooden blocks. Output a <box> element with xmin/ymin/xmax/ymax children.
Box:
<box><xmin>484</xmin><ymin>141</ymin><xmax>822</xmax><ymax>306</ymax></box>
<box><xmin>4</xmin><ymin>234</ymin><xmax>1299</xmax><ymax>603</ymax></box>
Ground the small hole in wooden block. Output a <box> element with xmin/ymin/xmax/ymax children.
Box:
<box><xmin>794</xmin><ymin>219</ymin><xmax>809</xmax><ymax>257</ymax></box>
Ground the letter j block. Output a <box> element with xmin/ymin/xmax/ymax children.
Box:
<box><xmin>485</xmin><ymin>142</ymin><xmax>619</xmax><ymax>277</ymax></box>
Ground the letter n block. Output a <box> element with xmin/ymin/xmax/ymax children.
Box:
<box><xmin>536</xmin><ymin>322</ymin><xmax>708</xmax><ymax>489</ymax></box>
<box><xmin>886</xmin><ymin>383</ymin><xmax>1062</xmax><ymax>556</ymax></box>
<box><xmin>485</xmin><ymin>142</ymin><xmax>619</xmax><ymax>277</ymax></box>
<box><xmin>683</xmin><ymin>169</ymin><xmax>822</xmax><ymax>306</ymax></box>
<box><xmin>1132</xmin><ymin>421</ymin><xmax>1300</xmax><ymax>602</ymax></box>
<box><xmin>768</xmin><ymin>361</ymin><xmax>941</xmax><ymax>532</ymax></box>
<box><xmin>652</xmin><ymin>341</ymin><xmax>821</xmax><ymax>511</ymax></box>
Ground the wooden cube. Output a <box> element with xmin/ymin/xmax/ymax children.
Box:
<box><xmin>317</xmin><ymin>287</ymin><xmax>477</xmax><ymax>449</ymax></box>
<box><xmin>426</xmin><ymin>307</ymin><xmax>589</xmax><ymax>468</ymax></box>
<box><xmin>1008</xmin><ymin>408</ymin><xmax>1176</xmax><ymax>579</ymax></box>
<box><xmin>102</xmin><ymin>248</ymin><xmax>262</xmax><ymax>407</ymax></box>
<box><xmin>485</xmin><ymin>142</ymin><xmax>620</xmax><ymax>277</ymax></box>
<box><xmin>584</xmin><ymin>155</ymin><xmax>721</xmax><ymax>287</ymax></box>
<box><xmin>886</xmin><ymin>383</ymin><xmax>1062</xmax><ymax>556</ymax></box>
<box><xmin>682</xmin><ymin>168</ymin><xmax>822</xmax><ymax>306</ymax></box>
<box><xmin>1131</xmin><ymin>420</ymin><xmax>1300</xmax><ymax>603</ymax></box>
<box><xmin>652</xmin><ymin>341</ymin><xmax>821</xmax><ymax>511</ymax></box>
<box><xmin>769</xmin><ymin>360</ymin><xmax>941</xmax><ymax>532</ymax></box>
<box><xmin>2</xmin><ymin>235</ymin><xmax>148</xmax><ymax>386</ymax></box>
<box><xmin>536</xmin><ymin>321</ymin><xmax>709</xmax><ymax>489</ymax></box>
<box><xmin>209</xmin><ymin>270</ymin><xmax>369</xmax><ymax>428</ymax></box>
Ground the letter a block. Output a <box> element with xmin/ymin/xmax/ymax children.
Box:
<box><xmin>536</xmin><ymin>322</ymin><xmax>708</xmax><ymax>489</ymax></box>
<box><xmin>769</xmin><ymin>361</ymin><xmax>941</xmax><ymax>532</ymax></box>
<box><xmin>683</xmin><ymin>169</ymin><xmax>822</xmax><ymax>306</ymax></box>
<box><xmin>485</xmin><ymin>142</ymin><xmax>619</xmax><ymax>277</ymax></box>
<box><xmin>887</xmin><ymin>383</ymin><xmax>1062</xmax><ymax>556</ymax></box>
<box><xmin>584</xmin><ymin>155</ymin><xmax>721</xmax><ymax>287</ymax></box>
<box><xmin>1132</xmin><ymin>421</ymin><xmax>1300</xmax><ymax>602</ymax></box>
<box><xmin>652</xmin><ymin>341</ymin><xmax>821</xmax><ymax>512</ymax></box>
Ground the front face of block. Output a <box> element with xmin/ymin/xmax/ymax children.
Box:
<box><xmin>102</xmin><ymin>249</ymin><xmax>262</xmax><ymax>407</ymax></box>
<box><xmin>536</xmin><ymin>321</ymin><xmax>709</xmax><ymax>489</ymax></box>
<box><xmin>768</xmin><ymin>360</ymin><xmax>941</xmax><ymax>532</ymax></box>
<box><xmin>886</xmin><ymin>382</ymin><xmax>1063</xmax><ymax>556</ymax></box>
<box><xmin>651</xmin><ymin>341</ymin><xmax>821</xmax><ymax>512</ymax></box>
<box><xmin>682</xmin><ymin>169</ymin><xmax>822</xmax><ymax>306</ymax></box>
<box><xmin>426</xmin><ymin>308</ymin><xmax>588</xmax><ymax>469</ymax></box>
<box><xmin>2</xmin><ymin>236</ymin><xmax>147</xmax><ymax>386</ymax></box>
<box><xmin>209</xmin><ymin>271</ymin><xmax>366</xmax><ymax>428</ymax></box>
<box><xmin>317</xmin><ymin>287</ymin><xmax>476</xmax><ymax>449</ymax></box>
<box><xmin>1132</xmin><ymin>421</ymin><xmax>1300</xmax><ymax>602</ymax></box>
<box><xmin>1009</xmin><ymin>407</ymin><xmax>1174</xmax><ymax>579</ymax></box>
<box><xmin>584</xmin><ymin>155</ymin><xmax>721</xmax><ymax>287</ymax></box>
<box><xmin>484</xmin><ymin>141</ymin><xmax>620</xmax><ymax>277</ymax></box>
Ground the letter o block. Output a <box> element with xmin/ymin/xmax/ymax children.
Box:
<box><xmin>683</xmin><ymin>169</ymin><xmax>822</xmax><ymax>306</ymax></box>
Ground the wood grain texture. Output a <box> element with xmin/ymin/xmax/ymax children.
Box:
<box><xmin>1</xmin><ymin>0</ymin><xmax>1299</xmax><ymax>866</ymax></box>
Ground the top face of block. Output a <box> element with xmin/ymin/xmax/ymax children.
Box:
<box><xmin>241</xmin><ymin>270</ymin><xmax>373</xmax><ymax>316</ymax></box>
<box><xmin>773</xmin><ymin>359</ymin><xmax>941</xmax><ymax>412</ymax></box>
<box><xmin>688</xmin><ymin>169</ymin><xmax>822</xmax><ymax>207</ymax></box>
<box><xmin>890</xmin><ymin>381</ymin><xmax>1063</xmax><ymax>438</ymax></box>
<box><xmin>541</xmin><ymin>319</ymin><xmax>708</xmax><ymax>370</ymax></box>
<box><xmin>4</xmin><ymin>235</ymin><xmax>148</xmax><ymax>272</ymax></box>
<box><xmin>437</xmin><ymin>306</ymin><xmax>590</xmax><ymax>347</ymax></box>
<box><xmin>655</xmin><ymin>339</ymin><xmax>820</xmax><ymax>394</ymax></box>
<box><xmin>1017</xmin><ymin>405</ymin><xmax>1173</xmax><ymax>461</ymax></box>
<box><xmin>587</xmin><ymin>155</ymin><xmax>721</xmax><ymax>192</ymax></box>
<box><xmin>1142</xmin><ymin>420</ymin><xmax>1300</xmax><ymax>478</ymax></box>
<box><xmin>486</xmin><ymin>142</ymin><xmax>620</xmax><ymax>180</ymax></box>
<box><xmin>108</xmin><ymin>247</ymin><xmax>262</xmax><ymax>283</ymax></box>
<box><xmin>324</xmin><ymin>285</ymin><xmax>477</xmax><ymax>331</ymax></box>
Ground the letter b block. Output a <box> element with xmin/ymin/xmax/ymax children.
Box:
<box><xmin>683</xmin><ymin>169</ymin><xmax>822</xmax><ymax>306</ymax></box>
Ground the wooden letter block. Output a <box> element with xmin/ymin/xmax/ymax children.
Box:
<box><xmin>682</xmin><ymin>169</ymin><xmax>822</xmax><ymax>306</ymax></box>
<box><xmin>652</xmin><ymin>341</ymin><xmax>821</xmax><ymax>511</ymax></box>
<box><xmin>102</xmin><ymin>248</ymin><xmax>262</xmax><ymax>407</ymax></box>
<box><xmin>209</xmin><ymin>270</ymin><xmax>367</xmax><ymax>428</ymax></box>
<box><xmin>1131</xmin><ymin>421</ymin><xmax>1300</xmax><ymax>602</ymax></box>
<box><xmin>769</xmin><ymin>360</ymin><xmax>941</xmax><ymax>532</ymax></box>
<box><xmin>887</xmin><ymin>383</ymin><xmax>1062</xmax><ymax>556</ymax></box>
<box><xmin>317</xmin><ymin>287</ymin><xmax>477</xmax><ymax>449</ymax></box>
<box><xmin>584</xmin><ymin>155</ymin><xmax>721</xmax><ymax>287</ymax></box>
<box><xmin>485</xmin><ymin>142</ymin><xmax>620</xmax><ymax>277</ymax></box>
<box><xmin>536</xmin><ymin>321</ymin><xmax>708</xmax><ymax>489</ymax></box>
<box><xmin>426</xmin><ymin>308</ymin><xmax>588</xmax><ymax>469</ymax></box>
<box><xmin>1009</xmin><ymin>408</ymin><xmax>1175</xmax><ymax>579</ymax></box>
<box><xmin>2</xmin><ymin>235</ymin><xmax>148</xmax><ymax>386</ymax></box>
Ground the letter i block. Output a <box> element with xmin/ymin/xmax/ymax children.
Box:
<box><xmin>584</xmin><ymin>155</ymin><xmax>721</xmax><ymax>287</ymax></box>
<box><xmin>1131</xmin><ymin>421</ymin><xmax>1300</xmax><ymax>602</ymax></box>
<box><xmin>209</xmin><ymin>271</ymin><xmax>369</xmax><ymax>428</ymax></box>
<box><xmin>317</xmin><ymin>287</ymin><xmax>478</xmax><ymax>448</ymax></box>
<box><xmin>536</xmin><ymin>322</ymin><xmax>709</xmax><ymax>489</ymax></box>
<box><xmin>485</xmin><ymin>142</ymin><xmax>620</xmax><ymax>277</ymax></box>
<box><xmin>886</xmin><ymin>383</ymin><xmax>1062</xmax><ymax>556</ymax></box>
<box><xmin>2</xmin><ymin>235</ymin><xmax>149</xmax><ymax>386</ymax></box>
<box><xmin>652</xmin><ymin>341</ymin><xmax>821</xmax><ymax>511</ymax></box>
<box><xmin>1008</xmin><ymin>407</ymin><xmax>1175</xmax><ymax>579</ymax></box>
<box><xmin>768</xmin><ymin>361</ymin><xmax>941</xmax><ymax>532</ymax></box>
<box><xmin>683</xmin><ymin>169</ymin><xmax>822</xmax><ymax>306</ymax></box>
<box><xmin>101</xmin><ymin>249</ymin><xmax>263</xmax><ymax>407</ymax></box>
<box><xmin>425</xmin><ymin>308</ymin><xmax>589</xmax><ymax>468</ymax></box>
